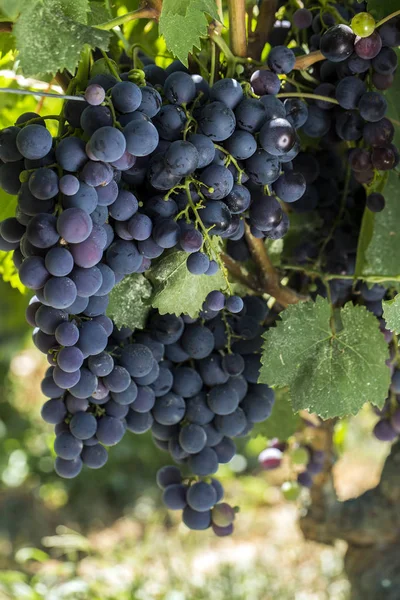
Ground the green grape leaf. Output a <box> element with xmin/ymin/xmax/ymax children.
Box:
<box><xmin>367</xmin><ymin>0</ymin><xmax>398</xmax><ymax>20</ymax></box>
<box><xmin>259</xmin><ymin>297</ymin><xmax>390</xmax><ymax>419</ymax></box>
<box><xmin>0</xmin><ymin>33</ymin><xmax>16</xmax><ymax>58</ymax></box>
<box><xmin>361</xmin><ymin>171</ymin><xmax>400</xmax><ymax>281</ymax></box>
<box><xmin>0</xmin><ymin>0</ymin><xmax>28</xmax><ymax>20</ymax></box>
<box><xmin>252</xmin><ymin>388</ymin><xmax>300</xmax><ymax>441</ymax></box>
<box><xmin>0</xmin><ymin>252</ymin><xmax>25</xmax><ymax>294</ymax></box>
<box><xmin>107</xmin><ymin>273</ymin><xmax>152</xmax><ymax>331</ymax></box>
<box><xmin>159</xmin><ymin>0</ymin><xmax>219</xmax><ymax>65</ymax></box>
<box><xmin>59</xmin><ymin>0</ymin><xmax>90</xmax><ymax>22</ymax></box>
<box><xmin>87</xmin><ymin>0</ymin><xmax>111</xmax><ymax>25</ymax></box>
<box><xmin>0</xmin><ymin>189</ymin><xmax>17</xmax><ymax>222</ymax></box>
<box><xmin>382</xmin><ymin>295</ymin><xmax>400</xmax><ymax>334</ymax></box>
<box><xmin>147</xmin><ymin>250</ymin><xmax>225</xmax><ymax>318</ymax></box>
<box><xmin>356</xmin><ymin>50</ymin><xmax>400</xmax><ymax>280</ymax></box>
<box><xmin>14</xmin><ymin>0</ymin><xmax>110</xmax><ymax>77</ymax></box>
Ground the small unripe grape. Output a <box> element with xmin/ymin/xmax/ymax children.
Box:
<box><xmin>281</xmin><ymin>481</ymin><xmax>301</xmax><ymax>501</ymax></box>
<box><xmin>289</xmin><ymin>446</ymin><xmax>309</xmax><ymax>466</ymax></box>
<box><xmin>351</xmin><ymin>12</ymin><xmax>375</xmax><ymax>38</ymax></box>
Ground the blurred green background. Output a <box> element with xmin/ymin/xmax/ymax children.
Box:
<box><xmin>0</xmin><ymin>275</ymin><xmax>390</xmax><ymax>600</ymax></box>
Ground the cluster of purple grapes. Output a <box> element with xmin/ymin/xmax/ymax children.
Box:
<box><xmin>287</xmin><ymin>9</ymin><xmax>400</xmax><ymax>213</ymax></box>
<box><xmin>157</xmin><ymin>465</ymin><xmax>236</xmax><ymax>535</ymax></box>
<box><xmin>29</xmin><ymin>290</ymin><xmax>273</xmax><ymax>534</ymax></box>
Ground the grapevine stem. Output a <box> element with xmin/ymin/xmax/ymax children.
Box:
<box><xmin>97</xmin><ymin>3</ymin><xmax>161</xmax><ymax>30</ymax></box>
<box><xmin>221</xmin><ymin>252</ymin><xmax>263</xmax><ymax>293</ymax></box>
<box><xmin>100</xmin><ymin>50</ymin><xmax>122</xmax><ymax>81</ymax></box>
<box><xmin>244</xmin><ymin>222</ymin><xmax>306</xmax><ymax>307</ymax></box>
<box><xmin>292</xmin><ymin>50</ymin><xmax>325</xmax><ymax>70</ymax></box>
<box><xmin>184</xmin><ymin>179</ymin><xmax>232</xmax><ymax>293</ymax></box>
<box><xmin>376</xmin><ymin>9</ymin><xmax>400</xmax><ymax>29</ymax></box>
<box><xmin>276</xmin><ymin>92</ymin><xmax>339</xmax><ymax>105</ymax></box>
<box><xmin>282</xmin><ymin>263</ymin><xmax>400</xmax><ymax>285</ymax></box>
<box><xmin>227</xmin><ymin>0</ymin><xmax>247</xmax><ymax>58</ymax></box>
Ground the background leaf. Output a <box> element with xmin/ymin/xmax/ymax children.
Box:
<box><xmin>259</xmin><ymin>297</ymin><xmax>390</xmax><ymax>419</ymax></box>
<box><xmin>367</xmin><ymin>0</ymin><xmax>398</xmax><ymax>20</ymax></box>
<box><xmin>252</xmin><ymin>388</ymin><xmax>300</xmax><ymax>441</ymax></box>
<box><xmin>148</xmin><ymin>250</ymin><xmax>225</xmax><ymax>318</ymax></box>
<box><xmin>107</xmin><ymin>273</ymin><xmax>152</xmax><ymax>331</ymax></box>
<box><xmin>159</xmin><ymin>0</ymin><xmax>219</xmax><ymax>65</ymax></box>
<box><xmin>383</xmin><ymin>295</ymin><xmax>400</xmax><ymax>334</ymax></box>
<box><xmin>14</xmin><ymin>0</ymin><xmax>110</xmax><ymax>76</ymax></box>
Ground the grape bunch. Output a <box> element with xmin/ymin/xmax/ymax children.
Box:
<box><xmin>30</xmin><ymin>289</ymin><xmax>274</xmax><ymax>534</ymax></box>
<box><xmin>282</xmin><ymin>8</ymin><xmax>400</xmax><ymax>213</ymax></box>
<box><xmin>157</xmin><ymin>465</ymin><xmax>236</xmax><ymax>535</ymax></box>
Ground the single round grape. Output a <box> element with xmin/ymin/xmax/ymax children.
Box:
<box><xmin>152</xmin><ymin>392</ymin><xmax>186</xmax><ymax>425</ymax></box>
<box><xmin>137</xmin><ymin>85</ymin><xmax>162</xmax><ymax>118</ymax></box>
<box><xmin>293</xmin><ymin>8</ymin><xmax>313</xmax><ymax>30</ymax></box>
<box><xmin>80</xmin><ymin>160</ymin><xmax>113</xmax><ymax>187</ymax></box>
<box><xmin>57</xmin><ymin>208</ymin><xmax>93</xmax><ymax>244</ymax></box>
<box><xmin>76</xmin><ymin>320</ymin><xmax>108</xmax><ymax>358</ymax></box>
<box><xmin>111</xmin><ymin>81</ymin><xmax>142</xmax><ymax>113</ymax></box>
<box><xmin>57</xmin><ymin>347</ymin><xmax>84</xmax><ymax>373</ymax></box>
<box><xmin>162</xmin><ymin>483</ymin><xmax>188</xmax><ymax>510</ymax></box>
<box><xmin>281</xmin><ymin>481</ymin><xmax>301</xmax><ymax>501</ymax></box>
<box><xmin>164</xmin><ymin>140</ymin><xmax>199</xmax><ymax>176</ymax></box>
<box><xmin>187</xmin><ymin>481</ymin><xmax>217</xmax><ymax>512</ymax></box>
<box><xmin>259</xmin><ymin>447</ymin><xmax>283</xmax><ymax>470</ymax></box>
<box><xmin>153</xmin><ymin>105</ymin><xmax>187</xmax><ymax>141</ymax></box>
<box><xmin>43</xmin><ymin>277</ymin><xmax>77</xmax><ymax>309</ymax></box>
<box><xmin>26</xmin><ymin>213</ymin><xmax>59</xmax><ymax>249</ymax></box>
<box><xmin>178</xmin><ymin>423</ymin><xmax>207</xmax><ymax>454</ymax></box>
<box><xmin>354</xmin><ymin>31</ymin><xmax>382</xmax><ymax>60</ymax></box>
<box><xmin>182</xmin><ymin>506</ymin><xmax>211</xmax><ymax>530</ymax></box>
<box><xmin>358</xmin><ymin>91</ymin><xmax>387</xmax><ymax>122</ymax></box>
<box><xmin>156</xmin><ymin>465</ymin><xmax>182</xmax><ymax>489</ymax></box>
<box><xmin>210</xmin><ymin>78</ymin><xmax>243</xmax><ymax>109</ymax></box>
<box><xmin>259</xmin><ymin>118</ymin><xmax>296</xmax><ymax>156</ymax></box>
<box><xmin>320</xmin><ymin>25</ymin><xmax>355</xmax><ymax>62</ymax></box>
<box><xmin>0</xmin><ymin>126</ymin><xmax>23</xmax><ymax>162</ymax></box>
<box><xmin>198</xmin><ymin>101</ymin><xmax>236</xmax><ymax>141</ymax></box>
<box><xmin>225</xmin><ymin>295</ymin><xmax>244</xmax><ymax>313</ymax></box>
<box><xmin>54</xmin><ymin>432</ymin><xmax>83</xmax><ymax>459</ymax></box>
<box><xmin>186</xmin><ymin>251</ymin><xmax>210</xmax><ymax>275</ymax></box>
<box><xmin>164</xmin><ymin>71</ymin><xmax>196</xmax><ymax>105</ymax></box>
<box><xmin>85</xmin><ymin>83</ymin><xmax>106</xmax><ymax>106</ymax></box>
<box><xmin>70</xmin><ymin>411</ymin><xmax>98</xmax><ymax>440</ymax></box>
<box><xmin>41</xmin><ymin>398</ymin><xmax>67</xmax><ymax>424</ymax></box>
<box><xmin>246</xmin><ymin>150</ymin><xmax>280</xmax><ymax>185</ymax></box>
<box><xmin>250</xmin><ymin>70</ymin><xmax>280</xmax><ymax>95</ymax></box>
<box><xmin>29</xmin><ymin>167</ymin><xmax>58</xmax><ymax>200</ymax></box>
<box><xmin>55</xmin><ymin>456</ymin><xmax>83</xmax><ymax>478</ymax></box>
<box><xmin>16</xmin><ymin>125</ymin><xmax>52</xmax><ymax>160</ymax></box>
<box><xmin>188</xmin><ymin>447</ymin><xmax>219</xmax><ymax>476</ymax></box>
<box><xmin>267</xmin><ymin>45</ymin><xmax>295</xmax><ymax>74</ymax></box>
<box><xmin>124</xmin><ymin>118</ymin><xmax>159</xmax><ymax>157</ymax></box>
<box><xmin>351</xmin><ymin>12</ymin><xmax>375</xmax><ymax>38</ymax></box>
<box><xmin>62</xmin><ymin>182</ymin><xmax>98</xmax><ymax>214</ymax></box>
<box><xmin>81</xmin><ymin>444</ymin><xmax>108</xmax><ymax>468</ymax></box>
<box><xmin>88</xmin><ymin>126</ymin><xmax>126</xmax><ymax>163</ymax></box>
<box><xmin>187</xmin><ymin>133</ymin><xmax>215</xmax><ymax>168</ymax></box>
<box><xmin>367</xmin><ymin>192</ymin><xmax>385</xmax><ymax>212</ymax></box>
<box><xmin>59</xmin><ymin>174</ymin><xmax>79</xmax><ymax>197</ymax></box>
